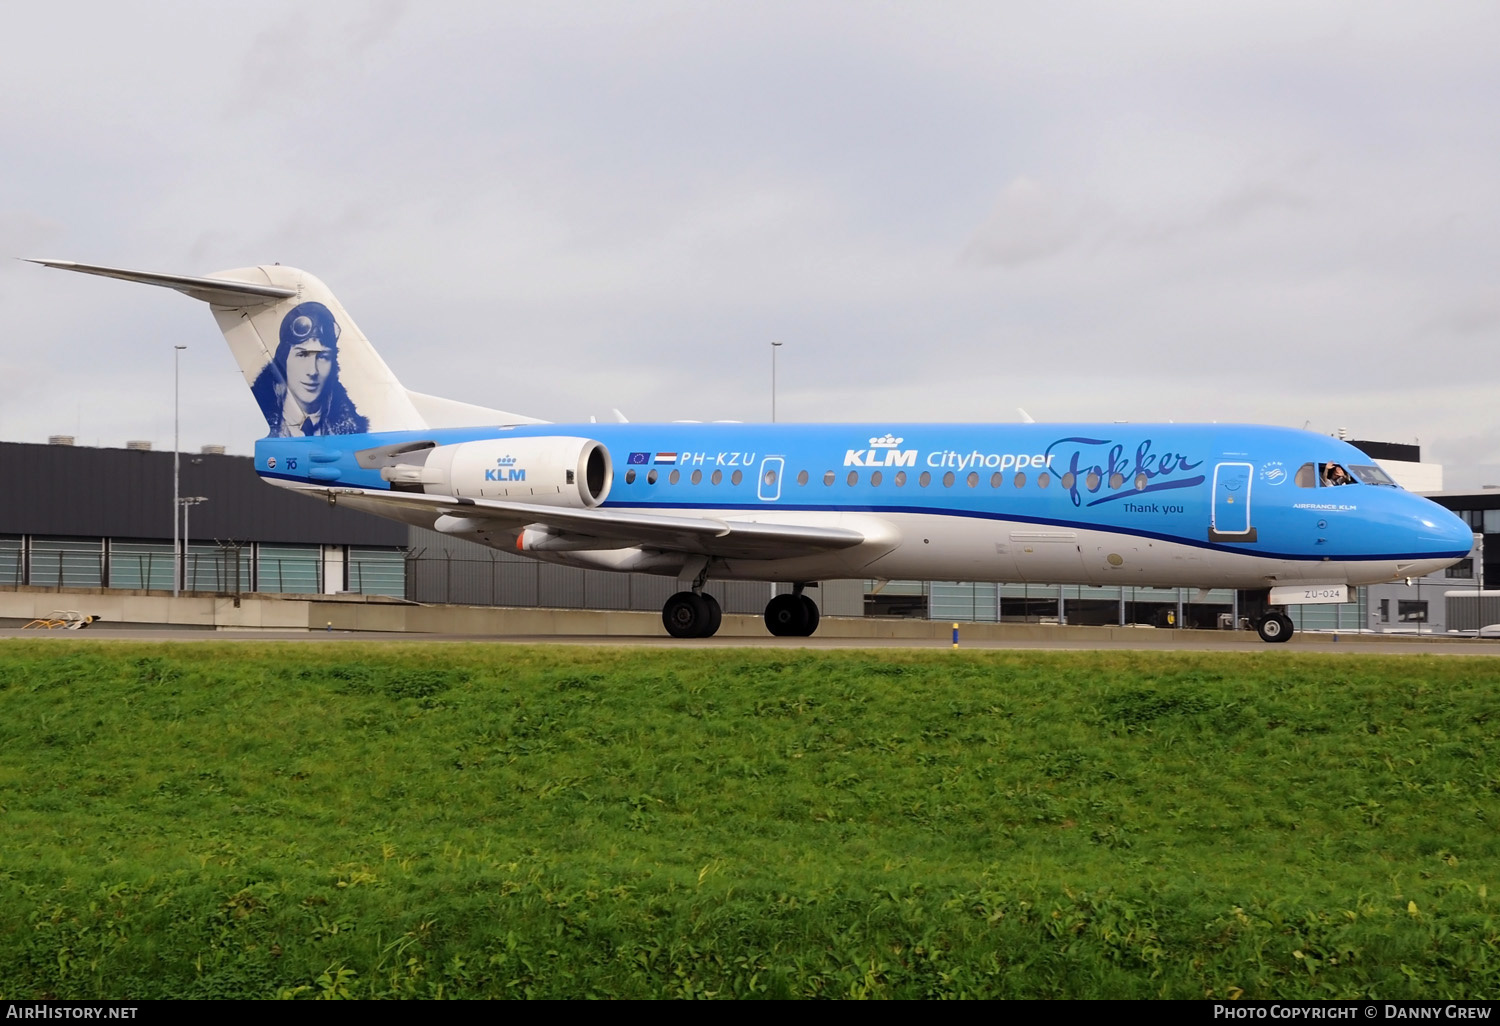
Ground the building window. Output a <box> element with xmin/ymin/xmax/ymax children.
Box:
<box><xmin>184</xmin><ymin>543</ymin><xmax>253</xmax><ymax>593</ymax></box>
<box><xmin>0</xmin><ymin>536</ymin><xmax>22</xmax><ymax>587</ymax></box>
<box><xmin>1446</xmin><ymin>559</ymin><xmax>1474</xmax><ymax>579</ymax></box>
<box><xmin>257</xmin><ymin>544</ymin><xmax>321</xmax><ymax>594</ymax></box>
<box><xmin>1397</xmin><ymin>601</ymin><xmax>1428</xmax><ymax>623</ymax></box>
<box><xmin>29</xmin><ymin>537</ymin><xmax>103</xmax><ymax>588</ymax></box>
<box><xmin>1379</xmin><ymin>598</ymin><xmax>1389</xmax><ymax>623</ymax></box>
<box><xmin>109</xmin><ymin>540</ymin><xmax>175</xmax><ymax>591</ymax></box>
<box><xmin>349</xmin><ymin>548</ymin><xmax>406</xmax><ymax>598</ymax></box>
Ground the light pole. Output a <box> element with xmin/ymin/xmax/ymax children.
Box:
<box><xmin>179</xmin><ymin>497</ymin><xmax>207</xmax><ymax>592</ymax></box>
<box><xmin>771</xmin><ymin>341</ymin><xmax>782</xmax><ymax>422</ymax></box>
<box><xmin>173</xmin><ymin>345</ymin><xmax>186</xmax><ymax>596</ymax></box>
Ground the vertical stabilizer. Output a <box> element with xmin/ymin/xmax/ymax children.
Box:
<box><xmin>207</xmin><ymin>265</ymin><xmax>426</xmax><ymax>436</ymax></box>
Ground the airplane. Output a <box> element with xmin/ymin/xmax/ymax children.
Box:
<box><xmin>28</xmin><ymin>259</ymin><xmax>1476</xmax><ymax>642</ymax></box>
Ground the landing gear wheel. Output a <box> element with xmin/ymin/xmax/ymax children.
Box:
<box><xmin>664</xmin><ymin>591</ymin><xmax>719</xmax><ymax>638</ymax></box>
<box><xmin>1255</xmin><ymin>612</ymin><xmax>1294</xmax><ymax>644</ymax></box>
<box><xmin>765</xmin><ymin>593</ymin><xmax>821</xmax><ymax>637</ymax></box>
<box><xmin>798</xmin><ymin>594</ymin><xmax>820</xmax><ymax>636</ymax></box>
<box><xmin>701</xmin><ymin>593</ymin><xmax>723</xmax><ymax>637</ymax></box>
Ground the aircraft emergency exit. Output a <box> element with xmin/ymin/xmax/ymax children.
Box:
<box><xmin>29</xmin><ymin>259</ymin><xmax>1475</xmax><ymax>642</ymax></box>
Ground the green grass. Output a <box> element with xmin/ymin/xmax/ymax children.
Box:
<box><xmin>0</xmin><ymin>641</ymin><xmax>1497</xmax><ymax>998</ymax></box>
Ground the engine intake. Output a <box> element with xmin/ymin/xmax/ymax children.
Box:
<box><xmin>386</xmin><ymin>436</ymin><xmax>612</xmax><ymax>508</ymax></box>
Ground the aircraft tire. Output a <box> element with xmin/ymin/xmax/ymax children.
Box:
<box><xmin>702</xmin><ymin>593</ymin><xmax>723</xmax><ymax>637</ymax></box>
<box><xmin>664</xmin><ymin>591</ymin><xmax>712</xmax><ymax>638</ymax></box>
<box><xmin>764</xmin><ymin>593</ymin><xmax>807</xmax><ymax>636</ymax></box>
<box><xmin>798</xmin><ymin>595</ymin><xmax>821</xmax><ymax>636</ymax></box>
<box><xmin>1255</xmin><ymin>612</ymin><xmax>1294</xmax><ymax>643</ymax></box>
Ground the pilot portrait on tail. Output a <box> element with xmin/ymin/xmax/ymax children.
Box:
<box><xmin>250</xmin><ymin>302</ymin><xmax>369</xmax><ymax>436</ymax></box>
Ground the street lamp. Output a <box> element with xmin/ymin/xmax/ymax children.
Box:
<box><xmin>172</xmin><ymin>345</ymin><xmax>188</xmax><ymax>595</ymax></box>
<box><xmin>179</xmin><ymin>496</ymin><xmax>207</xmax><ymax>592</ymax></box>
<box><xmin>771</xmin><ymin>341</ymin><xmax>783</xmax><ymax>422</ymax></box>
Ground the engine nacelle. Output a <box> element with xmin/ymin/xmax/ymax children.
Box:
<box><xmin>405</xmin><ymin>436</ymin><xmax>612</xmax><ymax>507</ymax></box>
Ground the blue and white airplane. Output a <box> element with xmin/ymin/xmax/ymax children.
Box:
<box><xmin>31</xmin><ymin>260</ymin><xmax>1475</xmax><ymax>642</ymax></box>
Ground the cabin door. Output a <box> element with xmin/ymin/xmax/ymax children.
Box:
<box><xmin>1210</xmin><ymin>461</ymin><xmax>1257</xmax><ymax>541</ymax></box>
<box><xmin>757</xmin><ymin>456</ymin><xmax>785</xmax><ymax>502</ymax></box>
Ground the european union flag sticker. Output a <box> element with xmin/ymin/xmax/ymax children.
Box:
<box><xmin>627</xmin><ymin>452</ymin><xmax>650</xmax><ymax>465</ymax></box>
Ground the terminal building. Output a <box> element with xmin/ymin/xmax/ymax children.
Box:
<box><xmin>0</xmin><ymin>436</ymin><xmax>1488</xmax><ymax>634</ymax></box>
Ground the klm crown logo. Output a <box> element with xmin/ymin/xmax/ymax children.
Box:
<box><xmin>485</xmin><ymin>455</ymin><xmax>526</xmax><ymax>482</ymax></box>
<box><xmin>869</xmin><ymin>434</ymin><xmax>904</xmax><ymax>448</ymax></box>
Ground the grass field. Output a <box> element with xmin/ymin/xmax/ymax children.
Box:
<box><xmin>0</xmin><ymin>641</ymin><xmax>1497</xmax><ymax>999</ymax></box>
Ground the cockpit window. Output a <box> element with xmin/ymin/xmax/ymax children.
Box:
<box><xmin>1348</xmin><ymin>464</ymin><xmax>1396</xmax><ymax>486</ymax></box>
<box><xmin>1320</xmin><ymin>463</ymin><xmax>1354</xmax><ymax>487</ymax></box>
<box><xmin>1295</xmin><ymin>462</ymin><xmax>1317</xmax><ymax>488</ymax></box>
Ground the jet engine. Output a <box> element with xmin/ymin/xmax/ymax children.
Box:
<box><xmin>375</xmin><ymin>436</ymin><xmax>612</xmax><ymax>508</ymax></box>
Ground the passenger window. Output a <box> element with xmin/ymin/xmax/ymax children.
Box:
<box><xmin>1038</xmin><ymin>472</ymin><xmax>1050</xmax><ymax>489</ymax></box>
<box><xmin>1134</xmin><ymin>473</ymin><xmax>1147</xmax><ymax>491</ymax></box>
<box><xmin>846</xmin><ymin>471</ymin><xmax>859</xmax><ymax>486</ymax></box>
<box><xmin>894</xmin><ymin>471</ymin><xmax>907</xmax><ymax>487</ymax></box>
<box><xmin>711</xmin><ymin>469</ymin><xmax>723</xmax><ymax>485</ymax></box>
<box><xmin>669</xmin><ymin>470</ymin><xmax>681</xmax><ymax>484</ymax></box>
<box><xmin>990</xmin><ymin>472</ymin><xmax>1003</xmax><ymax>488</ymax></box>
<box><xmin>1013</xmin><ymin>472</ymin><xmax>1027</xmax><ymax>488</ymax></box>
<box><xmin>823</xmin><ymin>470</ymin><xmax>835</xmax><ymax>486</ymax></box>
<box><xmin>626</xmin><ymin>469</ymin><xmax>636</xmax><ymax>484</ymax></box>
<box><xmin>1108</xmin><ymin>473</ymin><xmax>1124</xmax><ymax>490</ymax></box>
<box><xmin>797</xmin><ymin>470</ymin><xmax>808</xmax><ymax>486</ymax></box>
<box><xmin>870</xmin><ymin>471</ymin><xmax>883</xmax><ymax>487</ymax></box>
<box><xmin>1294</xmin><ymin>463</ymin><xmax>1316</xmax><ymax>488</ymax></box>
<box><xmin>690</xmin><ymin>469</ymin><xmax>702</xmax><ymax>485</ymax></box>
<box><xmin>1061</xmin><ymin>472</ymin><xmax>1075</xmax><ymax>490</ymax></box>
<box><xmin>919</xmin><ymin>471</ymin><xmax>931</xmax><ymax>487</ymax></box>
<box><xmin>1086</xmin><ymin>471</ymin><xmax>1101</xmax><ymax>491</ymax></box>
<box><xmin>763</xmin><ymin>469</ymin><xmax>777</xmax><ymax>486</ymax></box>
<box><xmin>942</xmin><ymin>471</ymin><xmax>955</xmax><ymax>487</ymax></box>
<box><xmin>967</xmin><ymin>472</ymin><xmax>979</xmax><ymax>488</ymax></box>
<box><xmin>647</xmin><ymin>470</ymin><xmax>658</xmax><ymax>485</ymax></box>
<box><xmin>731</xmin><ymin>470</ymin><xmax>743</xmax><ymax>486</ymax></box>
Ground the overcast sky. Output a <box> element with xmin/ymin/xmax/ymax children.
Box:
<box><xmin>3</xmin><ymin>2</ymin><xmax>1498</xmax><ymax>484</ymax></box>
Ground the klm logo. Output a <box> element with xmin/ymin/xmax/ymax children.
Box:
<box><xmin>844</xmin><ymin>434</ymin><xmax>916</xmax><ymax>468</ymax></box>
<box><xmin>485</xmin><ymin>456</ymin><xmax>525</xmax><ymax>482</ymax></box>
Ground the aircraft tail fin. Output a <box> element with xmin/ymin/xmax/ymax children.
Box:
<box><xmin>27</xmin><ymin>260</ymin><xmax>544</xmax><ymax>435</ymax></box>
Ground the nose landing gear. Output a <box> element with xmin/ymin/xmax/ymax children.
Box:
<box><xmin>1253</xmin><ymin>611</ymin><xmax>1294</xmax><ymax>643</ymax></box>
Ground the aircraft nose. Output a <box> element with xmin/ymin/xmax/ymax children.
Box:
<box><xmin>1415</xmin><ymin>503</ymin><xmax>1474</xmax><ymax>558</ymax></box>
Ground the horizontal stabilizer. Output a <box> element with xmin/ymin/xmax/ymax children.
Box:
<box><xmin>26</xmin><ymin>259</ymin><xmax>295</xmax><ymax>307</ymax></box>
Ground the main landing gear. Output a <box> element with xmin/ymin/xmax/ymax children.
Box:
<box><xmin>662</xmin><ymin>590</ymin><xmax>723</xmax><ymax>638</ymax></box>
<box><xmin>662</xmin><ymin>560</ymin><xmax>724</xmax><ymax>639</ymax></box>
<box><xmin>658</xmin><ymin>580</ymin><xmax>824</xmax><ymax>639</ymax></box>
<box><xmin>765</xmin><ymin>583</ymin><xmax>820</xmax><ymax>638</ymax></box>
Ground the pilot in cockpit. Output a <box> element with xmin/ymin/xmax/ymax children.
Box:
<box><xmin>1322</xmin><ymin>463</ymin><xmax>1353</xmax><ymax>486</ymax></box>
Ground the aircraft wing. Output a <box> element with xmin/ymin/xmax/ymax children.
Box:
<box><xmin>329</xmin><ymin>488</ymin><xmax>868</xmax><ymax>559</ymax></box>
